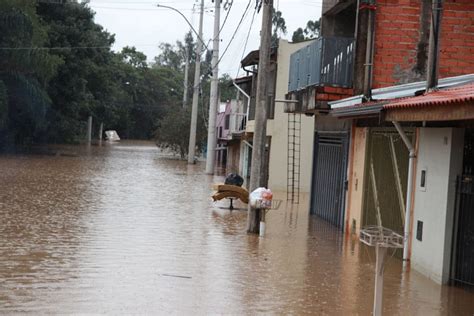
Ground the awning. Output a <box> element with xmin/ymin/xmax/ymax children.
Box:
<box><xmin>330</xmin><ymin>101</ymin><xmax>387</xmax><ymax>118</ymax></box>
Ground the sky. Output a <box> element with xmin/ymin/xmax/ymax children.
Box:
<box><xmin>89</xmin><ymin>0</ymin><xmax>323</xmax><ymax>78</ymax></box>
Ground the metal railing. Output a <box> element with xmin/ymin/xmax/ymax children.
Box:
<box><xmin>229</xmin><ymin>112</ymin><xmax>247</xmax><ymax>135</ymax></box>
<box><xmin>288</xmin><ymin>36</ymin><xmax>354</xmax><ymax>92</ymax></box>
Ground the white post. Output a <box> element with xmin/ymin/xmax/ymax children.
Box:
<box><xmin>99</xmin><ymin>122</ymin><xmax>103</xmax><ymax>142</ymax></box>
<box><xmin>183</xmin><ymin>45</ymin><xmax>190</xmax><ymax>108</ymax></box>
<box><xmin>373</xmin><ymin>244</ymin><xmax>387</xmax><ymax>316</ymax></box>
<box><xmin>187</xmin><ymin>0</ymin><xmax>204</xmax><ymax>164</ymax></box>
<box><xmin>205</xmin><ymin>0</ymin><xmax>221</xmax><ymax>174</ymax></box>
<box><xmin>392</xmin><ymin>121</ymin><xmax>416</xmax><ymax>268</ymax></box>
<box><xmin>259</xmin><ymin>210</ymin><xmax>266</xmax><ymax>237</ymax></box>
<box><xmin>86</xmin><ymin>116</ymin><xmax>92</xmax><ymax>145</ymax></box>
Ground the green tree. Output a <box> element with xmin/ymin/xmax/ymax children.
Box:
<box><xmin>292</xmin><ymin>19</ymin><xmax>321</xmax><ymax>43</ymax></box>
<box><xmin>292</xmin><ymin>27</ymin><xmax>305</xmax><ymax>43</ymax></box>
<box><xmin>0</xmin><ymin>0</ymin><xmax>63</xmax><ymax>146</ymax></box>
<box><xmin>37</xmin><ymin>1</ymin><xmax>118</xmax><ymax>143</ymax></box>
<box><xmin>304</xmin><ymin>20</ymin><xmax>320</xmax><ymax>39</ymax></box>
<box><xmin>271</xmin><ymin>9</ymin><xmax>287</xmax><ymax>46</ymax></box>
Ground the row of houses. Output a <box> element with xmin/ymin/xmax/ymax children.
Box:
<box><xmin>214</xmin><ymin>0</ymin><xmax>474</xmax><ymax>287</ymax></box>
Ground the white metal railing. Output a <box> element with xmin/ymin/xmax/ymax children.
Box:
<box><xmin>229</xmin><ymin>112</ymin><xmax>247</xmax><ymax>136</ymax></box>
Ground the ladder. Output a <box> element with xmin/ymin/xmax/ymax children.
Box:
<box><xmin>287</xmin><ymin>113</ymin><xmax>301</xmax><ymax>204</ymax></box>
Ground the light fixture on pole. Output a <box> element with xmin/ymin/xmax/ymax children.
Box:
<box><xmin>156</xmin><ymin>2</ymin><xmax>205</xmax><ymax>164</ymax></box>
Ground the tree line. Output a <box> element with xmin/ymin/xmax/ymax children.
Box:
<box><xmin>0</xmin><ymin>0</ymin><xmax>233</xmax><ymax>156</ymax></box>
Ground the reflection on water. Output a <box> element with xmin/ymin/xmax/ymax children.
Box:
<box><xmin>0</xmin><ymin>141</ymin><xmax>473</xmax><ymax>314</ymax></box>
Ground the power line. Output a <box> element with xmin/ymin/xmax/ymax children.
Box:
<box><xmin>236</xmin><ymin>5</ymin><xmax>257</xmax><ymax>78</ymax></box>
<box><xmin>212</xmin><ymin>0</ymin><xmax>253</xmax><ymax>72</ymax></box>
<box><xmin>89</xmin><ymin>5</ymin><xmax>198</xmax><ymax>11</ymax></box>
<box><xmin>0</xmin><ymin>46</ymin><xmax>111</xmax><ymax>50</ymax></box>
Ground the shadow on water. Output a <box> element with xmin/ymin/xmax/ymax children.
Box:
<box><xmin>0</xmin><ymin>141</ymin><xmax>473</xmax><ymax>314</ymax></box>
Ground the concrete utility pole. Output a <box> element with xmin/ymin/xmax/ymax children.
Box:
<box><xmin>247</xmin><ymin>0</ymin><xmax>273</xmax><ymax>234</ymax></box>
<box><xmin>205</xmin><ymin>0</ymin><xmax>221</xmax><ymax>174</ymax></box>
<box><xmin>183</xmin><ymin>45</ymin><xmax>190</xmax><ymax>108</ymax></box>
<box><xmin>86</xmin><ymin>116</ymin><xmax>92</xmax><ymax>145</ymax></box>
<box><xmin>188</xmin><ymin>0</ymin><xmax>204</xmax><ymax>164</ymax></box>
<box><xmin>99</xmin><ymin>122</ymin><xmax>104</xmax><ymax>142</ymax></box>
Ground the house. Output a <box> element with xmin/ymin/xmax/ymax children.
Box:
<box><xmin>331</xmin><ymin>75</ymin><xmax>474</xmax><ymax>286</ymax></box>
<box><xmin>215</xmin><ymin>100</ymin><xmax>247</xmax><ymax>174</ymax></box>
<box><xmin>284</xmin><ymin>0</ymin><xmax>474</xmax><ymax>237</ymax></box>
<box><xmin>231</xmin><ymin>39</ymin><xmax>315</xmax><ymax>198</ymax></box>
<box><xmin>319</xmin><ymin>0</ymin><xmax>474</xmax><ymax>286</ymax></box>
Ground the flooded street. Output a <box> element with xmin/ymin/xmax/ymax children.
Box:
<box><xmin>0</xmin><ymin>141</ymin><xmax>473</xmax><ymax>314</ymax></box>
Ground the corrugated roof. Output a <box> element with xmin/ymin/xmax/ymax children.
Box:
<box><xmin>385</xmin><ymin>82</ymin><xmax>474</xmax><ymax>109</ymax></box>
<box><xmin>329</xmin><ymin>73</ymin><xmax>474</xmax><ymax>109</ymax></box>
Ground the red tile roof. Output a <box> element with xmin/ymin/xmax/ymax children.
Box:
<box><xmin>384</xmin><ymin>82</ymin><xmax>474</xmax><ymax>109</ymax></box>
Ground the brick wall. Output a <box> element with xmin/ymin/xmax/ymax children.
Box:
<box><xmin>439</xmin><ymin>0</ymin><xmax>474</xmax><ymax>77</ymax></box>
<box><xmin>371</xmin><ymin>0</ymin><xmax>474</xmax><ymax>89</ymax></box>
<box><xmin>315</xmin><ymin>86</ymin><xmax>354</xmax><ymax>102</ymax></box>
<box><xmin>372</xmin><ymin>0</ymin><xmax>423</xmax><ymax>88</ymax></box>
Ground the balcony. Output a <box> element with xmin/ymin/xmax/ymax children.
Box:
<box><xmin>288</xmin><ymin>36</ymin><xmax>354</xmax><ymax>92</ymax></box>
<box><xmin>217</xmin><ymin>101</ymin><xmax>247</xmax><ymax>141</ymax></box>
<box><xmin>286</xmin><ymin>36</ymin><xmax>355</xmax><ymax>113</ymax></box>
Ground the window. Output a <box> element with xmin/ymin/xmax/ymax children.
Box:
<box><xmin>224</xmin><ymin>114</ymin><xmax>230</xmax><ymax>130</ymax></box>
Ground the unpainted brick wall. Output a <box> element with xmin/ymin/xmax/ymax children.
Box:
<box><xmin>372</xmin><ymin>0</ymin><xmax>423</xmax><ymax>88</ymax></box>
<box><xmin>372</xmin><ymin>0</ymin><xmax>474</xmax><ymax>89</ymax></box>
<box><xmin>439</xmin><ymin>0</ymin><xmax>474</xmax><ymax>77</ymax></box>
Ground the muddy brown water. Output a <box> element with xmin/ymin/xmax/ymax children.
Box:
<box><xmin>0</xmin><ymin>141</ymin><xmax>473</xmax><ymax>314</ymax></box>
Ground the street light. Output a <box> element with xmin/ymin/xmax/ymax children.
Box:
<box><xmin>157</xmin><ymin>1</ymin><xmax>205</xmax><ymax>164</ymax></box>
<box><xmin>156</xmin><ymin>3</ymin><xmax>207</xmax><ymax>51</ymax></box>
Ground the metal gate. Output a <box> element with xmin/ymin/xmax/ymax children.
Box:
<box><xmin>310</xmin><ymin>132</ymin><xmax>348</xmax><ymax>229</ymax></box>
<box><xmin>451</xmin><ymin>129</ymin><xmax>474</xmax><ymax>286</ymax></box>
<box><xmin>362</xmin><ymin>130</ymin><xmax>411</xmax><ymax>237</ymax></box>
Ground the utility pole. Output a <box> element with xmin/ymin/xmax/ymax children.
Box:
<box><xmin>205</xmin><ymin>0</ymin><xmax>221</xmax><ymax>174</ymax></box>
<box><xmin>188</xmin><ymin>0</ymin><xmax>204</xmax><ymax>164</ymax></box>
<box><xmin>183</xmin><ymin>43</ymin><xmax>190</xmax><ymax>108</ymax></box>
<box><xmin>247</xmin><ymin>0</ymin><xmax>273</xmax><ymax>234</ymax></box>
<box><xmin>362</xmin><ymin>0</ymin><xmax>376</xmax><ymax>100</ymax></box>
<box><xmin>86</xmin><ymin>116</ymin><xmax>92</xmax><ymax>145</ymax></box>
<box><xmin>426</xmin><ymin>0</ymin><xmax>443</xmax><ymax>91</ymax></box>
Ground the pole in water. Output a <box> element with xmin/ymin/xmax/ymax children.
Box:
<box><xmin>99</xmin><ymin>122</ymin><xmax>104</xmax><ymax>143</ymax></box>
<box><xmin>259</xmin><ymin>210</ymin><xmax>266</xmax><ymax>237</ymax></box>
<box><xmin>373</xmin><ymin>244</ymin><xmax>387</xmax><ymax>316</ymax></box>
<box><xmin>86</xmin><ymin>116</ymin><xmax>92</xmax><ymax>145</ymax></box>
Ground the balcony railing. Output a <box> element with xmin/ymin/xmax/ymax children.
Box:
<box><xmin>229</xmin><ymin>112</ymin><xmax>247</xmax><ymax>135</ymax></box>
<box><xmin>288</xmin><ymin>36</ymin><xmax>354</xmax><ymax>92</ymax></box>
<box><xmin>219</xmin><ymin>112</ymin><xmax>247</xmax><ymax>140</ymax></box>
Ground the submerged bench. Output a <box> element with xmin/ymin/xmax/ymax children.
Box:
<box><xmin>212</xmin><ymin>184</ymin><xmax>249</xmax><ymax>209</ymax></box>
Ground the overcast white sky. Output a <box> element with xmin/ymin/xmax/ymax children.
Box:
<box><xmin>89</xmin><ymin>0</ymin><xmax>322</xmax><ymax>78</ymax></box>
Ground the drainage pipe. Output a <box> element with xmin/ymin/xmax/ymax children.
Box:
<box><xmin>393</xmin><ymin>121</ymin><xmax>416</xmax><ymax>268</ymax></box>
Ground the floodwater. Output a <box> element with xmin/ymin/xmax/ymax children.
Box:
<box><xmin>0</xmin><ymin>141</ymin><xmax>473</xmax><ymax>315</ymax></box>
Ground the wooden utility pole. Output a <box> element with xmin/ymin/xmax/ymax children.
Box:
<box><xmin>188</xmin><ymin>0</ymin><xmax>204</xmax><ymax>164</ymax></box>
<box><xmin>362</xmin><ymin>0</ymin><xmax>376</xmax><ymax>100</ymax></box>
<box><xmin>205</xmin><ymin>0</ymin><xmax>221</xmax><ymax>175</ymax></box>
<box><xmin>426</xmin><ymin>0</ymin><xmax>443</xmax><ymax>91</ymax></box>
<box><xmin>247</xmin><ymin>0</ymin><xmax>273</xmax><ymax>234</ymax></box>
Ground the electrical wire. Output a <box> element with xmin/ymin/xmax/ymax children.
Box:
<box><xmin>235</xmin><ymin>5</ymin><xmax>257</xmax><ymax>78</ymax></box>
<box><xmin>210</xmin><ymin>0</ymin><xmax>253</xmax><ymax>73</ymax></box>
<box><xmin>0</xmin><ymin>46</ymin><xmax>111</xmax><ymax>50</ymax></box>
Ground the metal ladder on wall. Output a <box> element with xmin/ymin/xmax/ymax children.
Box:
<box><xmin>287</xmin><ymin>113</ymin><xmax>301</xmax><ymax>204</ymax></box>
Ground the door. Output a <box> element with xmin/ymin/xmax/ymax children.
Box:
<box><xmin>310</xmin><ymin>132</ymin><xmax>348</xmax><ymax>229</ymax></box>
<box><xmin>452</xmin><ymin>129</ymin><xmax>474</xmax><ymax>286</ymax></box>
<box><xmin>362</xmin><ymin>129</ymin><xmax>411</xmax><ymax>236</ymax></box>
